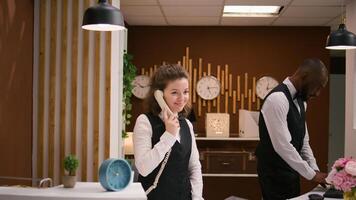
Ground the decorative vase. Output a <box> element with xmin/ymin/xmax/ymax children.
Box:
<box><xmin>343</xmin><ymin>190</ymin><xmax>356</xmax><ymax>200</ymax></box>
<box><xmin>62</xmin><ymin>175</ymin><xmax>76</xmax><ymax>188</ymax></box>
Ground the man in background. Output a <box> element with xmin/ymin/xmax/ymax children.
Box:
<box><xmin>255</xmin><ymin>58</ymin><xmax>328</xmax><ymax>200</ymax></box>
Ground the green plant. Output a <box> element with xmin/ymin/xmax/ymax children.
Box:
<box><xmin>64</xmin><ymin>155</ymin><xmax>79</xmax><ymax>176</ymax></box>
<box><xmin>122</xmin><ymin>52</ymin><xmax>137</xmax><ymax>138</ymax></box>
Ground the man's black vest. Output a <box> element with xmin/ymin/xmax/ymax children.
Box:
<box><xmin>138</xmin><ymin>113</ymin><xmax>192</xmax><ymax>200</ymax></box>
<box><xmin>256</xmin><ymin>83</ymin><xmax>306</xmax><ymax>173</ymax></box>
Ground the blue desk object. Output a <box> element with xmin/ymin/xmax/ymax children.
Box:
<box><xmin>99</xmin><ymin>159</ymin><xmax>132</xmax><ymax>191</ymax></box>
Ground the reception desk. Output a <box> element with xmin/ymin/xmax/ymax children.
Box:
<box><xmin>290</xmin><ymin>186</ymin><xmax>343</xmax><ymax>200</ymax></box>
<box><xmin>0</xmin><ymin>182</ymin><xmax>147</xmax><ymax>200</ymax></box>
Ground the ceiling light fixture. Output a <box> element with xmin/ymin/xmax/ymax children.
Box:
<box><xmin>223</xmin><ymin>5</ymin><xmax>283</xmax><ymax>17</ymax></box>
<box><xmin>326</xmin><ymin>1</ymin><xmax>356</xmax><ymax>50</ymax></box>
<box><xmin>82</xmin><ymin>0</ymin><xmax>125</xmax><ymax>31</ymax></box>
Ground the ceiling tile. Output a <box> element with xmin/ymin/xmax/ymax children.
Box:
<box><xmin>291</xmin><ymin>0</ymin><xmax>343</xmax><ymax>6</ymax></box>
<box><xmin>224</xmin><ymin>0</ymin><xmax>291</xmax><ymax>6</ymax></box>
<box><xmin>121</xmin><ymin>6</ymin><xmax>163</xmax><ymax>16</ymax></box>
<box><xmin>273</xmin><ymin>17</ymin><xmax>331</xmax><ymax>26</ymax></box>
<box><xmin>158</xmin><ymin>0</ymin><xmax>224</xmax><ymax>6</ymax></box>
<box><xmin>119</xmin><ymin>0</ymin><xmax>341</xmax><ymax>27</ymax></box>
<box><xmin>220</xmin><ymin>17</ymin><xmax>275</xmax><ymax>25</ymax></box>
<box><xmin>162</xmin><ymin>6</ymin><xmax>222</xmax><ymax>17</ymax></box>
<box><xmin>281</xmin><ymin>6</ymin><xmax>342</xmax><ymax>18</ymax></box>
<box><xmin>167</xmin><ymin>17</ymin><xmax>220</xmax><ymax>25</ymax></box>
<box><xmin>120</xmin><ymin>0</ymin><xmax>158</xmax><ymax>6</ymax></box>
<box><xmin>125</xmin><ymin>16</ymin><xmax>167</xmax><ymax>25</ymax></box>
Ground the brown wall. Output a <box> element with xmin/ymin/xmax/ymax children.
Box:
<box><xmin>128</xmin><ymin>26</ymin><xmax>330</xmax><ymax>199</ymax></box>
<box><xmin>0</xmin><ymin>0</ymin><xmax>34</xmax><ymax>185</ymax></box>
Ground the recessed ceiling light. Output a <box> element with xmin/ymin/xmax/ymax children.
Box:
<box><xmin>223</xmin><ymin>5</ymin><xmax>283</xmax><ymax>17</ymax></box>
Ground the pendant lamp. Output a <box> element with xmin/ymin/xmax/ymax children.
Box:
<box><xmin>82</xmin><ymin>0</ymin><xmax>125</xmax><ymax>31</ymax></box>
<box><xmin>326</xmin><ymin>2</ymin><xmax>356</xmax><ymax>50</ymax></box>
<box><xmin>326</xmin><ymin>23</ymin><xmax>356</xmax><ymax>50</ymax></box>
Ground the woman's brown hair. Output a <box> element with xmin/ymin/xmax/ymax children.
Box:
<box><xmin>144</xmin><ymin>64</ymin><xmax>191</xmax><ymax>117</ymax></box>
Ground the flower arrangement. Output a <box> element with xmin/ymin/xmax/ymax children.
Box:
<box><xmin>326</xmin><ymin>157</ymin><xmax>356</xmax><ymax>199</ymax></box>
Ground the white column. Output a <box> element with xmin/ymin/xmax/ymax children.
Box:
<box><xmin>110</xmin><ymin>0</ymin><xmax>125</xmax><ymax>158</ymax></box>
<box><xmin>345</xmin><ymin>0</ymin><xmax>356</xmax><ymax>157</ymax></box>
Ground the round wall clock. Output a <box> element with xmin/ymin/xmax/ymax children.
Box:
<box><xmin>99</xmin><ymin>158</ymin><xmax>132</xmax><ymax>191</ymax></box>
<box><xmin>196</xmin><ymin>75</ymin><xmax>221</xmax><ymax>100</ymax></box>
<box><xmin>256</xmin><ymin>76</ymin><xmax>279</xmax><ymax>99</ymax></box>
<box><xmin>132</xmin><ymin>75</ymin><xmax>150</xmax><ymax>99</ymax></box>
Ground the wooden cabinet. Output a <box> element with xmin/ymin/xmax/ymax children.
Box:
<box><xmin>196</xmin><ymin>137</ymin><xmax>261</xmax><ymax>200</ymax></box>
<box><xmin>204</xmin><ymin>151</ymin><xmax>245</xmax><ymax>174</ymax></box>
<box><xmin>196</xmin><ymin>137</ymin><xmax>258</xmax><ymax>176</ymax></box>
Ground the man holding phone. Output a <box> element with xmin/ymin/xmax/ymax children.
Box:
<box><xmin>255</xmin><ymin>58</ymin><xmax>328</xmax><ymax>200</ymax></box>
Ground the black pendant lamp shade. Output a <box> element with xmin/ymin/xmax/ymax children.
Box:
<box><xmin>326</xmin><ymin>23</ymin><xmax>356</xmax><ymax>50</ymax></box>
<box><xmin>82</xmin><ymin>0</ymin><xmax>125</xmax><ymax>31</ymax></box>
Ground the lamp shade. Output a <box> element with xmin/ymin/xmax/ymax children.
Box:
<box><xmin>82</xmin><ymin>0</ymin><xmax>125</xmax><ymax>31</ymax></box>
<box><xmin>326</xmin><ymin>24</ymin><xmax>356</xmax><ymax>50</ymax></box>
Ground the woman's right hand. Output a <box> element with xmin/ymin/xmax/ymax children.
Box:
<box><xmin>163</xmin><ymin>109</ymin><xmax>180</xmax><ymax>136</ymax></box>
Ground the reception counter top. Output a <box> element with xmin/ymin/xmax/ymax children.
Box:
<box><xmin>0</xmin><ymin>182</ymin><xmax>147</xmax><ymax>200</ymax></box>
<box><xmin>290</xmin><ymin>186</ymin><xmax>343</xmax><ymax>200</ymax></box>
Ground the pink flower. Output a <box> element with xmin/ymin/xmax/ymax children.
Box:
<box><xmin>332</xmin><ymin>172</ymin><xmax>345</xmax><ymax>188</ymax></box>
<box><xmin>326</xmin><ymin>168</ymin><xmax>337</xmax><ymax>184</ymax></box>
<box><xmin>345</xmin><ymin>160</ymin><xmax>356</xmax><ymax>176</ymax></box>
<box><xmin>329</xmin><ymin>157</ymin><xmax>356</xmax><ymax>192</ymax></box>
<box><xmin>340</xmin><ymin>180</ymin><xmax>353</xmax><ymax>192</ymax></box>
<box><xmin>333</xmin><ymin>157</ymin><xmax>351</xmax><ymax>170</ymax></box>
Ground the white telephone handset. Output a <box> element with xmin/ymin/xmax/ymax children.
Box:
<box><xmin>154</xmin><ymin>90</ymin><xmax>174</xmax><ymax>117</ymax></box>
<box><xmin>145</xmin><ymin>90</ymin><xmax>173</xmax><ymax>195</ymax></box>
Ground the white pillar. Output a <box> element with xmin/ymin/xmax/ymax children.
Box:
<box><xmin>344</xmin><ymin>0</ymin><xmax>356</xmax><ymax>157</ymax></box>
<box><xmin>110</xmin><ymin>0</ymin><xmax>125</xmax><ymax>158</ymax></box>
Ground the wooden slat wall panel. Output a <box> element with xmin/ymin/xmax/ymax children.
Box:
<box><xmin>37</xmin><ymin>0</ymin><xmax>46</xmax><ymax>180</ymax></box>
<box><xmin>104</xmin><ymin>32</ymin><xmax>111</xmax><ymax>160</ymax></box>
<box><xmin>71</xmin><ymin>0</ymin><xmax>79</xmax><ymax>156</ymax></box>
<box><xmin>34</xmin><ymin>0</ymin><xmax>117</xmax><ymax>185</ymax></box>
<box><xmin>81</xmin><ymin>0</ymin><xmax>89</xmax><ymax>182</ymax></box>
<box><xmin>93</xmin><ymin>31</ymin><xmax>100</xmax><ymax>182</ymax></box>
<box><xmin>48</xmin><ymin>0</ymin><xmax>57</xmax><ymax>181</ymax></box>
<box><xmin>60</xmin><ymin>0</ymin><xmax>68</xmax><ymax>182</ymax></box>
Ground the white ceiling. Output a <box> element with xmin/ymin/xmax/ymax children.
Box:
<box><xmin>120</xmin><ymin>0</ymin><xmax>350</xmax><ymax>29</ymax></box>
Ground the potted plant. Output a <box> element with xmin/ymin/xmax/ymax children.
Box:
<box><xmin>63</xmin><ymin>154</ymin><xmax>79</xmax><ymax>188</ymax></box>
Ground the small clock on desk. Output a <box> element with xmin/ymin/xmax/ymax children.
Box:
<box><xmin>99</xmin><ymin>158</ymin><xmax>132</xmax><ymax>191</ymax></box>
<box><xmin>256</xmin><ymin>76</ymin><xmax>279</xmax><ymax>99</ymax></box>
<box><xmin>196</xmin><ymin>75</ymin><xmax>221</xmax><ymax>100</ymax></box>
<box><xmin>132</xmin><ymin>75</ymin><xmax>150</xmax><ymax>99</ymax></box>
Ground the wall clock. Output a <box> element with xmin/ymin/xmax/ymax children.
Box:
<box><xmin>132</xmin><ymin>75</ymin><xmax>150</xmax><ymax>99</ymax></box>
<box><xmin>196</xmin><ymin>75</ymin><xmax>221</xmax><ymax>100</ymax></box>
<box><xmin>256</xmin><ymin>76</ymin><xmax>279</xmax><ymax>99</ymax></box>
<box><xmin>99</xmin><ymin>158</ymin><xmax>132</xmax><ymax>191</ymax></box>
